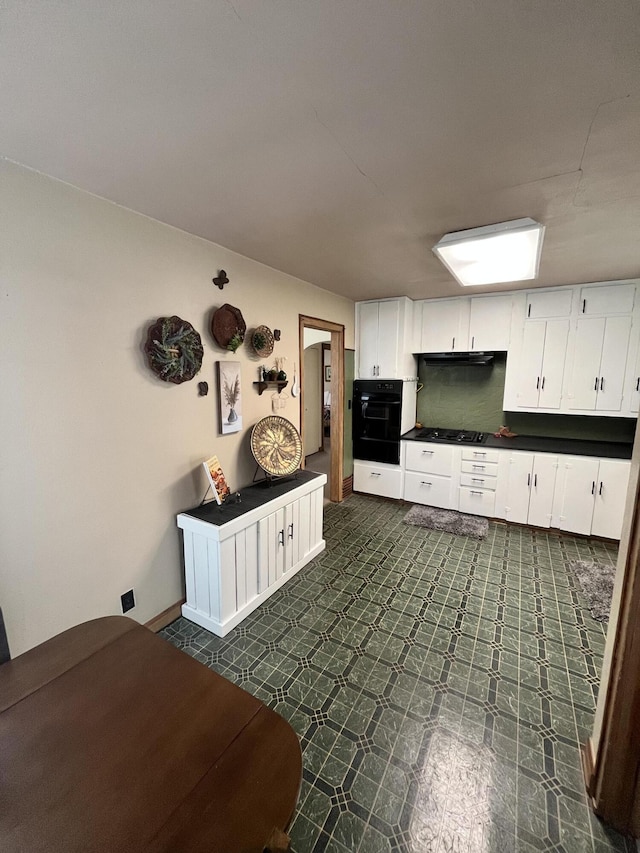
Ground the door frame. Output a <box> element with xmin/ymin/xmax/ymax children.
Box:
<box><xmin>299</xmin><ymin>315</ymin><xmax>344</xmax><ymax>502</ymax></box>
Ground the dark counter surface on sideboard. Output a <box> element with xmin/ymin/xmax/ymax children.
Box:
<box><xmin>180</xmin><ymin>469</ymin><xmax>324</xmax><ymax>526</ymax></box>
<box><xmin>402</xmin><ymin>429</ymin><xmax>633</xmax><ymax>460</ymax></box>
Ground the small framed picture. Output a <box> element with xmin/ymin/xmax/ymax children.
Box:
<box><xmin>324</xmin><ymin>365</ymin><xmax>331</xmax><ymax>382</ymax></box>
<box><xmin>217</xmin><ymin>361</ymin><xmax>243</xmax><ymax>434</ymax></box>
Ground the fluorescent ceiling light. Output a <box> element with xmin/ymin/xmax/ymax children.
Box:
<box><xmin>432</xmin><ymin>218</ymin><xmax>545</xmax><ymax>286</ymax></box>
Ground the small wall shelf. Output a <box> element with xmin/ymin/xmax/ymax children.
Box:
<box><xmin>253</xmin><ymin>380</ymin><xmax>288</xmax><ymax>396</ymax></box>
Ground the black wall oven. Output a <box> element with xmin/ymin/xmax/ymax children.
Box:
<box><xmin>353</xmin><ymin>380</ymin><xmax>403</xmax><ymax>465</ymax></box>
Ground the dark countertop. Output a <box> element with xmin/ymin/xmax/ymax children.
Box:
<box><xmin>179</xmin><ymin>469</ymin><xmax>324</xmax><ymax>525</ymax></box>
<box><xmin>401</xmin><ymin>428</ymin><xmax>633</xmax><ymax>460</ymax></box>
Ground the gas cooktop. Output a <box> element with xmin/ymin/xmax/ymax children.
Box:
<box><xmin>416</xmin><ymin>427</ymin><xmax>487</xmax><ymax>444</ymax></box>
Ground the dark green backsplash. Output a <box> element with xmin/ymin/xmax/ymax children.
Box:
<box><xmin>416</xmin><ymin>353</ymin><xmax>636</xmax><ymax>443</ymax></box>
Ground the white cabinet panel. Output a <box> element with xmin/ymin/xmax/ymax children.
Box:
<box><xmin>528</xmin><ymin>455</ymin><xmax>558</xmax><ymax>529</ymax></box>
<box><xmin>459</xmin><ymin>487</ymin><xmax>496</xmax><ymax>517</ymax></box>
<box><xmin>353</xmin><ymin>460</ymin><xmax>403</xmax><ymax>498</ymax></box>
<box><xmin>555</xmin><ymin>457</ymin><xmax>600</xmax><ymax>535</ymax></box>
<box><xmin>420</xmin><ymin>299</ymin><xmax>468</xmax><ymax>352</ymax></box>
<box><xmin>526</xmin><ymin>289</ymin><xmax>573</xmax><ymax>319</ymax></box>
<box><xmin>469</xmin><ymin>295</ymin><xmax>513</xmax><ymax>351</ymax></box>
<box><xmin>503</xmin><ymin>452</ymin><xmax>535</xmax><ymax>525</ymax></box>
<box><xmin>591</xmin><ymin>460</ymin><xmax>630</xmax><ymax>540</ymax></box>
<box><xmin>405</xmin><ymin>442</ymin><xmax>455</xmax><ymax>476</ymax></box>
<box><xmin>516</xmin><ymin>322</ymin><xmax>545</xmax><ymax>407</ymax></box>
<box><xmin>539</xmin><ymin>320</ymin><xmax>569</xmax><ymax>409</ymax></box>
<box><xmin>580</xmin><ymin>283</ymin><xmax>635</xmax><ymax>316</ymax></box>
<box><xmin>597</xmin><ymin>316</ymin><xmax>632</xmax><ymax>412</ymax></box>
<box><xmin>377</xmin><ymin>300</ymin><xmax>401</xmax><ymax>378</ymax></box>
<box><xmin>357</xmin><ymin>301</ymin><xmax>381</xmax><ymax>378</ymax></box>
<box><xmin>568</xmin><ymin>317</ymin><xmax>604</xmax><ymax>410</ymax></box>
<box><xmin>404</xmin><ymin>471</ymin><xmax>454</xmax><ymax>509</ymax></box>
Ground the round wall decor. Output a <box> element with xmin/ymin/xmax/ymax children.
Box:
<box><xmin>211</xmin><ymin>304</ymin><xmax>246</xmax><ymax>350</ymax></box>
<box><xmin>251</xmin><ymin>416</ymin><xmax>303</xmax><ymax>476</ymax></box>
<box><xmin>144</xmin><ymin>316</ymin><xmax>203</xmax><ymax>384</ymax></box>
<box><xmin>252</xmin><ymin>325</ymin><xmax>275</xmax><ymax>358</ymax></box>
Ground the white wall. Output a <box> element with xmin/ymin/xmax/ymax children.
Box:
<box><xmin>0</xmin><ymin>160</ymin><xmax>354</xmax><ymax>655</ymax></box>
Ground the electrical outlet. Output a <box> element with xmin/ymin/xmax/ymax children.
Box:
<box><xmin>121</xmin><ymin>589</ymin><xmax>135</xmax><ymax>613</ymax></box>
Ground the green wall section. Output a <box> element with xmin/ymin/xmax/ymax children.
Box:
<box><xmin>416</xmin><ymin>354</ymin><xmax>636</xmax><ymax>443</ymax></box>
<box><xmin>343</xmin><ymin>349</ymin><xmax>354</xmax><ymax>477</ymax></box>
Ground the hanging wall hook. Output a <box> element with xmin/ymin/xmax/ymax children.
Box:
<box><xmin>212</xmin><ymin>270</ymin><xmax>229</xmax><ymax>290</ymax></box>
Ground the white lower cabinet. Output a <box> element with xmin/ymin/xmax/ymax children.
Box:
<box><xmin>402</xmin><ymin>442</ymin><xmax>456</xmax><ymax>509</ymax></box>
<box><xmin>353</xmin><ymin>460</ymin><xmax>403</xmax><ymax>498</ymax></box>
<box><xmin>459</xmin><ymin>486</ymin><xmax>495</xmax><ymax>517</ymax></box>
<box><xmin>501</xmin><ymin>451</ymin><xmax>558</xmax><ymax>528</ymax></box>
<box><xmin>178</xmin><ymin>473</ymin><xmax>326</xmax><ymax>636</ymax></box>
<box><xmin>553</xmin><ymin>456</ymin><xmax>630</xmax><ymax>539</ymax></box>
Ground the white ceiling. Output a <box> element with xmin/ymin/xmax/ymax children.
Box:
<box><xmin>2</xmin><ymin>1</ymin><xmax>639</xmax><ymax>300</ymax></box>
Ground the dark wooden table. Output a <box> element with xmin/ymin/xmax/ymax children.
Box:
<box><xmin>0</xmin><ymin>616</ymin><xmax>302</xmax><ymax>852</ymax></box>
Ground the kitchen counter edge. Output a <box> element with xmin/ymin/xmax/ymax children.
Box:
<box><xmin>401</xmin><ymin>429</ymin><xmax>633</xmax><ymax>460</ymax></box>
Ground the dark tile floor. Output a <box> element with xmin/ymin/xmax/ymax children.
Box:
<box><xmin>161</xmin><ymin>494</ymin><xmax>633</xmax><ymax>853</ymax></box>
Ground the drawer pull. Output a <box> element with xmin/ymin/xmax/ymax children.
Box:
<box><xmin>371</xmin><ymin>472</ymin><xmax>381</xmax><ymax>477</ymax></box>
<box><xmin>471</xmin><ymin>477</ymin><xmax>484</xmax><ymax>483</ymax></box>
<box><xmin>420</xmin><ymin>481</ymin><xmax>432</xmax><ymax>487</ymax></box>
<box><xmin>469</xmin><ymin>490</ymin><xmax>483</xmax><ymax>496</ymax></box>
<box><xmin>472</xmin><ymin>464</ymin><xmax>485</xmax><ymax>470</ymax></box>
<box><xmin>473</xmin><ymin>451</ymin><xmax>487</xmax><ymax>457</ymax></box>
<box><xmin>421</xmin><ymin>449</ymin><xmax>434</xmax><ymax>454</ymax></box>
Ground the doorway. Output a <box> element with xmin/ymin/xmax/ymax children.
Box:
<box><xmin>299</xmin><ymin>315</ymin><xmax>345</xmax><ymax>502</ymax></box>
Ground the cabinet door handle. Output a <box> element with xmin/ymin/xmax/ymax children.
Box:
<box><xmin>600</xmin><ymin>377</ymin><xmax>604</xmax><ymax>391</ymax></box>
<box><xmin>527</xmin><ymin>303</ymin><xmax>531</xmax><ymax>318</ymax></box>
<box><xmin>288</xmin><ymin>523</ymin><xmax>294</xmax><ymax>539</ymax></box>
<box><xmin>534</xmin><ymin>474</ymin><xmax>538</xmax><ymax>487</ymax></box>
<box><xmin>471</xmin><ymin>336</ymin><xmax>475</xmax><ymax>349</ymax></box>
<box><xmin>536</xmin><ymin>376</ymin><xmax>540</xmax><ymax>390</ymax></box>
<box><xmin>541</xmin><ymin>377</ymin><xmax>545</xmax><ymax>390</ymax></box>
<box><xmin>279</xmin><ymin>530</ymin><xmax>285</xmax><ymax>546</ymax></box>
<box><xmin>420</xmin><ymin>481</ymin><xmax>432</xmax><ymax>486</ymax></box>
<box><xmin>582</xmin><ymin>298</ymin><xmax>586</xmax><ymax>313</ymax></box>
<box><xmin>594</xmin><ymin>377</ymin><xmax>599</xmax><ymax>391</ymax></box>
<box><xmin>452</xmin><ymin>336</ymin><xmax>455</xmax><ymax>350</ymax></box>
<box><xmin>636</xmin><ymin>377</ymin><xmax>640</xmax><ymax>392</ymax></box>
<box><xmin>527</xmin><ymin>473</ymin><xmax>531</xmax><ymax>487</ymax></box>
<box><xmin>591</xmin><ymin>481</ymin><xmax>596</xmax><ymax>495</ymax></box>
<box><xmin>599</xmin><ymin>481</ymin><xmax>603</xmax><ymax>496</ymax></box>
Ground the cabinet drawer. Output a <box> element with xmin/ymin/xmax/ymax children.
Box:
<box><xmin>461</xmin><ymin>448</ymin><xmax>500</xmax><ymax>464</ymax></box>
<box><xmin>460</xmin><ymin>472</ymin><xmax>497</xmax><ymax>491</ymax></box>
<box><xmin>404</xmin><ymin>471</ymin><xmax>454</xmax><ymax>509</ymax></box>
<box><xmin>459</xmin><ymin>487</ymin><xmax>496</xmax><ymax>517</ymax></box>
<box><xmin>461</xmin><ymin>459</ymin><xmax>498</xmax><ymax>476</ymax></box>
<box><xmin>353</xmin><ymin>461</ymin><xmax>403</xmax><ymax>499</ymax></box>
<box><xmin>405</xmin><ymin>441</ymin><xmax>455</xmax><ymax>476</ymax></box>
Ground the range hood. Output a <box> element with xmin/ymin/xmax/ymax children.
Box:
<box><xmin>422</xmin><ymin>351</ymin><xmax>495</xmax><ymax>366</ymax></box>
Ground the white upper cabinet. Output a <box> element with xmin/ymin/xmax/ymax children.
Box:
<box><xmin>356</xmin><ymin>298</ymin><xmax>415</xmax><ymax>379</ymax></box>
<box><xmin>579</xmin><ymin>282</ymin><xmax>635</xmax><ymax>316</ymax></box>
<box><xmin>417</xmin><ymin>293</ymin><xmax>513</xmax><ymax>353</ymax></box>
<box><xmin>505</xmin><ymin>280</ymin><xmax>639</xmax><ymax>417</ymax></box>
<box><xmin>469</xmin><ymin>295</ymin><xmax>513</xmax><ymax>351</ymax></box>
<box><xmin>525</xmin><ymin>288</ymin><xmax>573</xmax><ymax>319</ymax></box>
<box><xmin>566</xmin><ymin>316</ymin><xmax>632</xmax><ymax>412</ymax></box>
<box><xmin>505</xmin><ymin>318</ymin><xmax>568</xmax><ymax>410</ymax></box>
<box><xmin>419</xmin><ymin>298</ymin><xmax>469</xmax><ymax>352</ymax></box>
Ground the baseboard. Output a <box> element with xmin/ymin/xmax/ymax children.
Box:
<box><xmin>342</xmin><ymin>475</ymin><xmax>353</xmax><ymax>498</ymax></box>
<box><xmin>145</xmin><ymin>599</ymin><xmax>185</xmax><ymax>633</ymax></box>
<box><xmin>582</xmin><ymin>738</ymin><xmax>596</xmax><ymax>805</ymax></box>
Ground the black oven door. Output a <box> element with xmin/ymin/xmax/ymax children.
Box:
<box><xmin>353</xmin><ymin>380</ymin><xmax>402</xmax><ymax>464</ymax></box>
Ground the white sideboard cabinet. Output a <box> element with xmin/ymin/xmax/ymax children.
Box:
<box><xmin>178</xmin><ymin>471</ymin><xmax>326</xmax><ymax>637</ymax></box>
